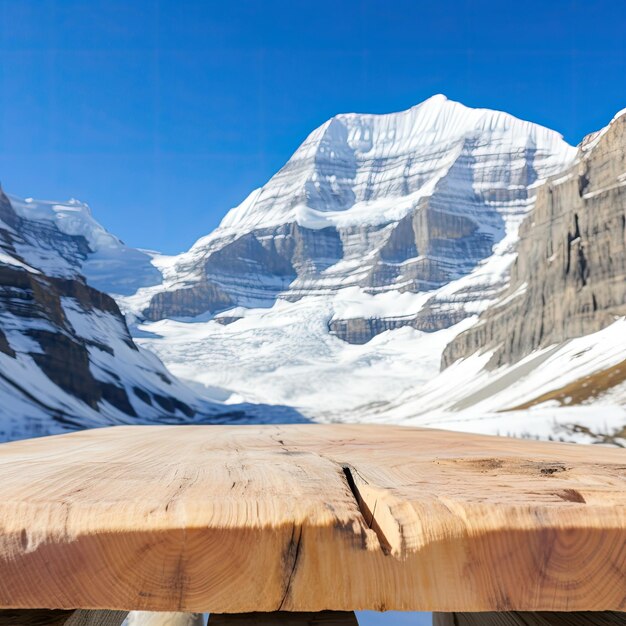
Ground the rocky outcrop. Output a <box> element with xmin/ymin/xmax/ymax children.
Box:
<box><xmin>0</xmin><ymin>189</ymin><xmax>206</xmax><ymax>439</ymax></box>
<box><xmin>329</xmin><ymin>316</ymin><xmax>415</xmax><ymax>344</ymax></box>
<box><xmin>443</xmin><ymin>112</ymin><xmax>626</xmax><ymax>368</ymax></box>
<box><xmin>330</xmin><ymin>307</ymin><xmax>469</xmax><ymax>343</ymax></box>
<box><xmin>138</xmin><ymin>96</ymin><xmax>575</xmax><ymax>330</ymax></box>
<box><xmin>143</xmin><ymin>222</ymin><xmax>345</xmax><ymax>319</ymax></box>
<box><xmin>360</xmin><ymin>198</ymin><xmax>500</xmax><ymax>294</ymax></box>
<box><xmin>144</xmin><ymin>279</ymin><xmax>234</xmax><ymax>320</ymax></box>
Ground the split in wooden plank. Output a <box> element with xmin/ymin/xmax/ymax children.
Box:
<box><xmin>0</xmin><ymin>425</ymin><xmax>624</xmax><ymax>613</ymax></box>
<box><xmin>433</xmin><ymin>612</ymin><xmax>626</xmax><ymax>625</ymax></box>
<box><xmin>0</xmin><ymin>609</ymin><xmax>127</xmax><ymax>626</ymax></box>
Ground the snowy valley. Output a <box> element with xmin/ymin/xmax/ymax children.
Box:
<box><xmin>1</xmin><ymin>95</ymin><xmax>625</xmax><ymax>444</ymax></box>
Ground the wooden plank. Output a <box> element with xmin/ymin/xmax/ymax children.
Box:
<box><xmin>0</xmin><ymin>609</ymin><xmax>127</xmax><ymax>625</ymax></box>
<box><xmin>433</xmin><ymin>612</ymin><xmax>626</xmax><ymax>625</ymax></box>
<box><xmin>0</xmin><ymin>425</ymin><xmax>624</xmax><ymax>613</ymax></box>
<box><xmin>208</xmin><ymin>611</ymin><xmax>358</xmax><ymax>626</ymax></box>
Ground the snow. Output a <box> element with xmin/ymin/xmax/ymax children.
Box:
<box><xmin>0</xmin><ymin>251</ymin><xmax>40</xmax><ymax>274</ymax></box>
<box><xmin>375</xmin><ymin>317</ymin><xmax>626</xmax><ymax>444</ymax></box>
<box><xmin>217</xmin><ymin>94</ymin><xmax>576</xmax><ymax>233</ymax></box>
<box><xmin>9</xmin><ymin>195</ymin><xmax>163</xmax><ymax>295</ymax></box>
<box><xmin>3</xmin><ymin>94</ymin><xmax>622</xmax><ymax>446</ymax></box>
<box><xmin>413</xmin><ymin>404</ymin><xmax>626</xmax><ymax>443</ymax></box>
<box><xmin>330</xmin><ymin>287</ymin><xmax>434</xmax><ymax>320</ymax></box>
<box><xmin>135</xmin><ymin>293</ymin><xmax>626</xmax><ymax>445</ymax></box>
<box><xmin>136</xmin><ymin>295</ymin><xmax>476</xmax><ymax>415</ymax></box>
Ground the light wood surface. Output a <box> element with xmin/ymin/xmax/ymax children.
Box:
<box><xmin>0</xmin><ymin>425</ymin><xmax>623</xmax><ymax>613</ymax></box>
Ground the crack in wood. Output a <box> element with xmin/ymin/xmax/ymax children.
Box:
<box><xmin>341</xmin><ymin>466</ymin><xmax>392</xmax><ymax>555</ymax></box>
<box><xmin>278</xmin><ymin>523</ymin><xmax>303</xmax><ymax>610</ymax></box>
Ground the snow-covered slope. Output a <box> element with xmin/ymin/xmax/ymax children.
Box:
<box><xmin>125</xmin><ymin>95</ymin><xmax>575</xmax><ymax>331</ymax></box>
<box><xmin>378</xmin><ymin>317</ymin><xmax>626</xmax><ymax>445</ymax></box>
<box><xmin>0</xmin><ymin>189</ymin><xmax>304</xmax><ymax>441</ymax></box>
<box><xmin>7</xmin><ymin>195</ymin><xmax>162</xmax><ymax>296</ymax></box>
<box><xmin>119</xmin><ymin>95</ymin><xmax>613</xmax><ymax>439</ymax></box>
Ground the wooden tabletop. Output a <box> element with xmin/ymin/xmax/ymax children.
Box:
<box><xmin>0</xmin><ymin>425</ymin><xmax>623</xmax><ymax>613</ymax></box>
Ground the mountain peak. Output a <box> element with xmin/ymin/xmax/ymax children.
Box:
<box><xmin>217</xmin><ymin>97</ymin><xmax>575</xmax><ymax>234</ymax></box>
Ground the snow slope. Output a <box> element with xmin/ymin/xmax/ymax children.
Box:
<box><xmin>124</xmin><ymin>96</ymin><xmax>617</xmax><ymax>441</ymax></box>
<box><xmin>0</xmin><ymin>190</ymin><xmax>305</xmax><ymax>442</ymax></box>
<box><xmin>9</xmin><ymin>195</ymin><xmax>162</xmax><ymax>295</ymax></box>
<box><xmin>371</xmin><ymin>317</ymin><xmax>626</xmax><ymax>443</ymax></box>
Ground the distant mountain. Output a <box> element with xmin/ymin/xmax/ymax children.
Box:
<box><xmin>6</xmin><ymin>194</ymin><xmax>163</xmax><ymax>296</ymax></box>
<box><xmin>116</xmin><ymin>95</ymin><xmax>626</xmax><ymax>441</ymax></box>
<box><xmin>129</xmin><ymin>95</ymin><xmax>575</xmax><ymax>337</ymax></box>
<box><xmin>4</xmin><ymin>95</ymin><xmax>624</xmax><ymax>445</ymax></box>
<box><xmin>0</xmin><ymin>190</ymin><xmax>303</xmax><ymax>441</ymax></box>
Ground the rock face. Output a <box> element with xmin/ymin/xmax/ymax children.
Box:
<box><xmin>443</xmin><ymin>111</ymin><xmax>626</xmax><ymax>368</ymax></box>
<box><xmin>136</xmin><ymin>95</ymin><xmax>575</xmax><ymax>340</ymax></box>
<box><xmin>6</xmin><ymin>194</ymin><xmax>162</xmax><ymax>296</ymax></box>
<box><xmin>0</xmin><ymin>189</ymin><xmax>217</xmax><ymax>440</ymax></box>
<box><xmin>329</xmin><ymin>308</ymin><xmax>469</xmax><ymax>344</ymax></box>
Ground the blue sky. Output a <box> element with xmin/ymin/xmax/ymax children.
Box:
<box><xmin>0</xmin><ymin>0</ymin><xmax>624</xmax><ymax>253</ymax></box>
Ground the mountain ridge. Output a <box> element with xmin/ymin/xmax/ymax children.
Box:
<box><xmin>122</xmin><ymin>95</ymin><xmax>575</xmax><ymax>333</ymax></box>
<box><xmin>0</xmin><ymin>188</ymin><xmax>305</xmax><ymax>441</ymax></box>
<box><xmin>2</xmin><ymin>95</ymin><xmax>624</xmax><ymax>445</ymax></box>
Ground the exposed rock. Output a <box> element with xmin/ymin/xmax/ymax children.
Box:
<box><xmin>443</xmin><ymin>113</ymin><xmax>626</xmax><ymax>368</ymax></box>
<box><xmin>0</xmin><ymin>329</ymin><xmax>14</xmax><ymax>357</ymax></box>
<box><xmin>138</xmin><ymin>96</ymin><xmax>575</xmax><ymax>327</ymax></box>
<box><xmin>0</xmin><ymin>189</ymin><xmax>208</xmax><ymax>439</ymax></box>
<box><xmin>329</xmin><ymin>317</ymin><xmax>414</xmax><ymax>344</ymax></box>
<box><xmin>0</xmin><ymin>257</ymin><xmax>196</xmax><ymax>419</ymax></box>
<box><xmin>143</xmin><ymin>222</ymin><xmax>345</xmax><ymax>319</ymax></box>
<box><xmin>144</xmin><ymin>279</ymin><xmax>234</xmax><ymax>320</ymax></box>
<box><xmin>330</xmin><ymin>307</ymin><xmax>469</xmax><ymax>344</ymax></box>
<box><xmin>214</xmin><ymin>315</ymin><xmax>243</xmax><ymax>326</ymax></box>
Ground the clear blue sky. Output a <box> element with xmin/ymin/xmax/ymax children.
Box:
<box><xmin>0</xmin><ymin>0</ymin><xmax>624</xmax><ymax>253</ymax></box>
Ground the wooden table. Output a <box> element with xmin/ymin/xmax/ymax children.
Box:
<box><xmin>0</xmin><ymin>425</ymin><xmax>623</xmax><ymax>625</ymax></box>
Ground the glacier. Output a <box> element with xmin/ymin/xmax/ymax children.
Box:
<box><xmin>110</xmin><ymin>95</ymin><xmax>616</xmax><ymax>439</ymax></box>
<box><xmin>4</xmin><ymin>94</ymin><xmax>624</xmax><ymax>444</ymax></box>
<box><xmin>0</xmin><ymin>188</ymin><xmax>305</xmax><ymax>441</ymax></box>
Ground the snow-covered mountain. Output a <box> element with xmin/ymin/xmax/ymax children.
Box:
<box><xmin>0</xmin><ymin>189</ymin><xmax>303</xmax><ymax>441</ymax></box>
<box><xmin>7</xmin><ymin>194</ymin><xmax>163</xmax><ymax>296</ymax></box>
<box><xmin>3</xmin><ymin>94</ymin><xmax>624</xmax><ymax>445</ymax></box>
<box><xmin>127</xmin><ymin>95</ymin><xmax>575</xmax><ymax>337</ymax></box>
<box><xmin>115</xmin><ymin>95</ymin><xmax>626</xmax><ymax>441</ymax></box>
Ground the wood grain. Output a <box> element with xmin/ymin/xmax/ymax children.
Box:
<box><xmin>0</xmin><ymin>425</ymin><xmax>623</xmax><ymax>612</ymax></box>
